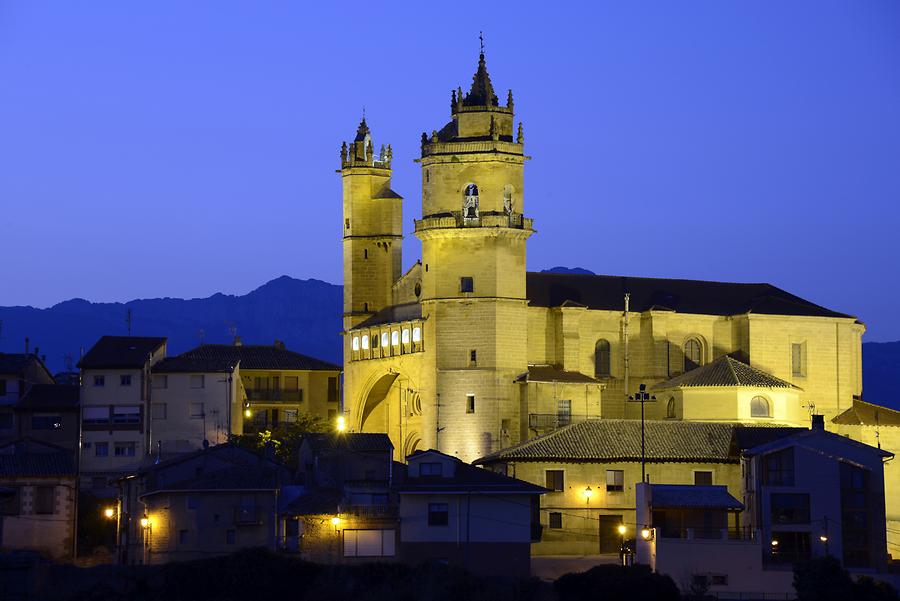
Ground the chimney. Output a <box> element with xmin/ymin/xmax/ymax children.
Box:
<box><xmin>25</xmin><ymin>337</ymin><xmax>29</xmax><ymax>354</ymax></box>
<box><xmin>233</xmin><ymin>335</ymin><xmax>242</xmax><ymax>346</ymax></box>
<box><xmin>274</xmin><ymin>339</ymin><xmax>285</xmax><ymax>350</ymax></box>
<box><xmin>811</xmin><ymin>414</ymin><xmax>825</xmax><ymax>431</ymax></box>
<box><xmin>34</xmin><ymin>346</ymin><xmax>39</xmax><ymax>358</ymax></box>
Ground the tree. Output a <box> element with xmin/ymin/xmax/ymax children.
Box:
<box><xmin>793</xmin><ymin>556</ymin><xmax>859</xmax><ymax>601</ymax></box>
<box><xmin>229</xmin><ymin>414</ymin><xmax>328</xmax><ymax>467</ymax></box>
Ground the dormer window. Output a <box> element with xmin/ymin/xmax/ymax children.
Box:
<box><xmin>463</xmin><ymin>184</ymin><xmax>479</xmax><ymax>219</ymax></box>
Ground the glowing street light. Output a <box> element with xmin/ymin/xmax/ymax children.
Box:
<box><xmin>244</xmin><ymin>408</ymin><xmax>253</xmax><ymax>419</ymax></box>
<box><xmin>140</xmin><ymin>517</ymin><xmax>150</xmax><ymax>529</ymax></box>
<box><xmin>617</xmin><ymin>524</ymin><xmax>627</xmax><ymax>537</ymax></box>
<box><xmin>641</xmin><ymin>527</ymin><xmax>652</xmax><ymax>541</ymax></box>
<box><xmin>103</xmin><ymin>507</ymin><xmax>116</xmax><ymax>519</ymax></box>
<box><xmin>583</xmin><ymin>486</ymin><xmax>593</xmax><ymax>505</ymax></box>
<box><xmin>336</xmin><ymin>415</ymin><xmax>346</xmax><ymax>432</ymax></box>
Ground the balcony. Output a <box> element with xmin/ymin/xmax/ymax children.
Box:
<box><xmin>414</xmin><ymin>211</ymin><xmax>533</xmax><ymax>234</ymax></box>
<box><xmin>658</xmin><ymin>527</ymin><xmax>755</xmax><ymax>541</ymax></box>
<box><xmin>245</xmin><ymin>388</ymin><xmax>303</xmax><ymax>403</ymax></box>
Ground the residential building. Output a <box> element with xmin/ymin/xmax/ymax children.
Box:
<box><xmin>14</xmin><ymin>384</ymin><xmax>80</xmax><ymax>452</ymax></box>
<box><xmin>150</xmin><ymin>355</ymin><xmax>243</xmax><ymax>454</ymax></box>
<box><xmin>78</xmin><ymin>336</ymin><xmax>167</xmax><ymax>496</ymax></box>
<box><xmin>0</xmin><ymin>353</ymin><xmax>56</xmax><ymax>444</ymax></box>
<box><xmin>284</xmin><ymin>432</ymin><xmax>398</xmax><ymax>562</ymax></box>
<box><xmin>117</xmin><ymin>443</ymin><xmax>290</xmax><ymax>565</ymax></box>
<box><xmin>0</xmin><ymin>439</ymin><xmax>77</xmax><ymax>560</ymax></box>
<box><xmin>475</xmin><ymin>420</ymin><xmax>800</xmax><ymax>555</ymax></box>
<box><xmin>397</xmin><ymin>449</ymin><xmax>545</xmax><ymax>578</ymax></box>
<box><xmin>159</xmin><ymin>342</ymin><xmax>341</xmax><ymax>433</ymax></box>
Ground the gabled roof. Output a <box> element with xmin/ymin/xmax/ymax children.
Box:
<box><xmin>744</xmin><ymin>427</ymin><xmax>894</xmax><ymax>459</ymax></box>
<box><xmin>515</xmin><ymin>365</ymin><xmax>599</xmax><ymax>384</ymax></box>
<box><xmin>77</xmin><ymin>336</ymin><xmax>166</xmax><ymax>369</ymax></box>
<box><xmin>0</xmin><ymin>353</ymin><xmax>43</xmax><ymax>375</ymax></box>
<box><xmin>525</xmin><ymin>272</ymin><xmax>853</xmax><ymax>319</ymax></box>
<box><xmin>152</xmin><ymin>355</ymin><xmax>236</xmax><ymax>374</ymax></box>
<box><xmin>133</xmin><ymin>442</ymin><xmax>284</xmax><ymax>477</ymax></box>
<box><xmin>649</xmin><ymin>484</ymin><xmax>743</xmax><ymax>510</ymax></box>
<box><xmin>0</xmin><ymin>439</ymin><xmax>76</xmax><ymax>478</ymax></box>
<box><xmin>302</xmin><ymin>432</ymin><xmax>393</xmax><ymax>454</ymax></box>
<box><xmin>475</xmin><ymin>420</ymin><xmax>801</xmax><ymax>465</ymax></box>
<box><xmin>399</xmin><ymin>450</ymin><xmax>546</xmax><ymax>494</ymax></box>
<box><xmin>16</xmin><ymin>384</ymin><xmax>79</xmax><ymax>411</ymax></box>
<box><xmin>282</xmin><ymin>488</ymin><xmax>343</xmax><ymax>516</ymax></box>
<box><xmin>832</xmin><ymin>399</ymin><xmax>900</xmax><ymax>427</ymax></box>
<box><xmin>144</xmin><ymin>465</ymin><xmax>282</xmax><ymax>495</ymax></box>
<box><xmin>352</xmin><ymin>303</ymin><xmax>422</xmax><ymax>330</ymax></box>
<box><xmin>652</xmin><ymin>355</ymin><xmax>799</xmax><ymax>391</ymax></box>
<box><xmin>164</xmin><ymin>344</ymin><xmax>339</xmax><ymax>372</ymax></box>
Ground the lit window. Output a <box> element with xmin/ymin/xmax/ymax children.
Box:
<box><xmin>391</xmin><ymin>331</ymin><xmax>399</xmax><ymax>346</ymax></box>
<box><xmin>352</xmin><ymin>336</ymin><xmax>360</xmax><ymax>351</ymax></box>
<box><xmin>751</xmin><ymin>395</ymin><xmax>770</xmax><ymax>418</ymax></box>
<box><xmin>683</xmin><ymin>338</ymin><xmax>702</xmax><ymax>372</ymax></box>
<box><xmin>381</xmin><ymin>332</ymin><xmax>389</xmax><ymax>348</ymax></box>
<box><xmin>361</xmin><ymin>335</ymin><xmax>369</xmax><ymax>350</ymax></box>
<box><xmin>412</xmin><ymin>327</ymin><xmax>421</xmax><ymax>343</ymax></box>
<box><xmin>595</xmin><ymin>339</ymin><xmax>611</xmax><ymax>377</ymax></box>
<box><xmin>402</xmin><ymin>329</ymin><xmax>410</xmax><ymax>344</ymax></box>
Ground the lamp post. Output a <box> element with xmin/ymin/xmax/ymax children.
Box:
<box><xmin>628</xmin><ymin>384</ymin><xmax>656</xmax><ymax>483</ymax></box>
<box><xmin>618</xmin><ymin>524</ymin><xmax>628</xmax><ymax>566</ymax></box>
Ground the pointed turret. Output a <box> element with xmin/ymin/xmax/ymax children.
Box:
<box><xmin>464</xmin><ymin>52</ymin><xmax>498</xmax><ymax>107</ymax></box>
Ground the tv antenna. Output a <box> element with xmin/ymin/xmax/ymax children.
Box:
<box><xmin>125</xmin><ymin>309</ymin><xmax>133</xmax><ymax>336</ymax></box>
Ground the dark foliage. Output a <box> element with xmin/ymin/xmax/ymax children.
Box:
<box><xmin>793</xmin><ymin>556</ymin><xmax>899</xmax><ymax>601</ymax></box>
<box><xmin>228</xmin><ymin>417</ymin><xmax>327</xmax><ymax>467</ymax></box>
<box><xmin>554</xmin><ymin>564</ymin><xmax>680</xmax><ymax>601</ymax></box>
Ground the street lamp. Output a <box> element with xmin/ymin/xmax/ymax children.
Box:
<box><xmin>140</xmin><ymin>517</ymin><xmax>150</xmax><ymax>529</ymax></box>
<box><xmin>641</xmin><ymin>527</ymin><xmax>652</xmax><ymax>541</ymax></box>
<box><xmin>336</xmin><ymin>415</ymin><xmax>346</xmax><ymax>432</ymax></box>
<box><xmin>628</xmin><ymin>383</ymin><xmax>656</xmax><ymax>483</ymax></box>
<box><xmin>583</xmin><ymin>486</ymin><xmax>593</xmax><ymax>506</ymax></box>
<box><xmin>618</xmin><ymin>524</ymin><xmax>628</xmax><ymax>566</ymax></box>
<box><xmin>103</xmin><ymin>507</ymin><xmax>116</xmax><ymax>519</ymax></box>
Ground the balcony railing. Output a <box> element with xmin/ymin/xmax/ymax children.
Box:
<box><xmin>338</xmin><ymin>504</ymin><xmax>399</xmax><ymax>518</ymax></box>
<box><xmin>245</xmin><ymin>388</ymin><xmax>303</xmax><ymax>403</ymax></box>
<box><xmin>414</xmin><ymin>211</ymin><xmax>533</xmax><ymax>233</ymax></box>
<box><xmin>658</xmin><ymin>527</ymin><xmax>755</xmax><ymax>541</ymax></box>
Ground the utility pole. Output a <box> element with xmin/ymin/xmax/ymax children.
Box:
<box><xmin>628</xmin><ymin>384</ymin><xmax>656</xmax><ymax>483</ymax></box>
<box><xmin>623</xmin><ymin>293</ymin><xmax>630</xmax><ymax>404</ymax></box>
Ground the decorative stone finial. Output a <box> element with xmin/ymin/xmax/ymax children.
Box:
<box><xmin>490</xmin><ymin>116</ymin><xmax>498</xmax><ymax>141</ymax></box>
<box><xmin>517</xmin><ymin>122</ymin><xmax>524</xmax><ymax>144</ymax></box>
<box><xmin>451</xmin><ymin>89</ymin><xmax>457</xmax><ymax>113</ymax></box>
<box><xmin>507</xmin><ymin>89</ymin><xmax>514</xmax><ymax>111</ymax></box>
<box><xmin>431</xmin><ymin>130</ymin><xmax>438</xmax><ymax>144</ymax></box>
<box><xmin>421</xmin><ymin>132</ymin><xmax>428</xmax><ymax>147</ymax></box>
<box><xmin>341</xmin><ymin>141</ymin><xmax>347</xmax><ymax>164</ymax></box>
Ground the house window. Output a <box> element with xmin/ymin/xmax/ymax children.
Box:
<box><xmin>545</xmin><ymin>470</ymin><xmax>564</xmax><ymax>492</ymax></box>
<box><xmin>226</xmin><ymin>529</ymin><xmax>236</xmax><ymax>545</ymax></box>
<box><xmin>548</xmin><ymin>512</ymin><xmax>563</xmax><ymax>529</ymax></box>
<box><xmin>595</xmin><ymin>339</ymin><xmax>611</xmax><ymax>377</ymax></box>
<box><xmin>694</xmin><ymin>471</ymin><xmax>713</xmax><ymax>486</ymax></box>
<box><xmin>606</xmin><ymin>469</ymin><xmax>625</xmax><ymax>493</ymax></box>
<box><xmin>381</xmin><ymin>332</ymin><xmax>389</xmax><ymax>348</ymax></box>
<box><xmin>666</xmin><ymin>397</ymin><xmax>676</xmax><ymax>419</ymax></box>
<box><xmin>791</xmin><ymin>343</ymin><xmax>805</xmax><ymax>377</ymax></box>
<box><xmin>343</xmin><ymin>529</ymin><xmax>396</xmax><ymax>557</ymax></box>
<box><xmin>428</xmin><ymin>503</ymin><xmax>449</xmax><ymax>526</ymax></box>
<box><xmin>469</xmin><ymin>350</ymin><xmax>477</xmax><ymax>366</ymax></box>
<box><xmin>114</xmin><ymin>442</ymin><xmax>136</xmax><ymax>457</ymax></box>
<box><xmin>152</xmin><ymin>375</ymin><xmax>168</xmax><ymax>389</ymax></box>
<box><xmin>683</xmin><ymin>338</ymin><xmax>702</xmax><ymax>372</ymax></box>
<box><xmin>31</xmin><ymin>414</ymin><xmax>62</xmax><ymax>430</ymax></box>
<box><xmin>763</xmin><ymin>448</ymin><xmax>795</xmax><ymax>486</ymax></box>
<box><xmin>557</xmin><ymin>400</ymin><xmax>572</xmax><ymax>427</ymax></box>
<box><xmin>750</xmin><ymin>396</ymin><xmax>770</xmax><ymax>418</ymax></box>
<box><xmin>412</xmin><ymin>327</ymin><xmax>421</xmax><ymax>343</ymax></box>
<box><xmin>402</xmin><ymin>329</ymin><xmax>410</xmax><ymax>344</ymax></box>
<box><xmin>190</xmin><ymin>375</ymin><xmax>205</xmax><ymax>389</ymax></box>
<box><xmin>420</xmin><ymin>462</ymin><xmax>442</xmax><ymax>477</ymax></box>
<box><xmin>328</xmin><ymin>377</ymin><xmax>339</xmax><ymax>403</ymax></box>
<box><xmin>93</xmin><ymin>375</ymin><xmax>105</xmax><ymax>387</ymax></box>
<box><xmin>463</xmin><ymin>184</ymin><xmax>479</xmax><ymax>219</ymax></box>
<box><xmin>841</xmin><ymin>462</ymin><xmax>872</xmax><ymax>567</ymax></box>
<box><xmin>83</xmin><ymin>406</ymin><xmax>110</xmax><ymax>425</ymax></box>
<box><xmin>391</xmin><ymin>331</ymin><xmax>399</xmax><ymax>346</ymax></box>
<box><xmin>120</xmin><ymin>374</ymin><xmax>132</xmax><ymax>386</ymax></box>
<box><xmin>771</xmin><ymin>493</ymin><xmax>811</xmax><ymax>524</ymax></box>
<box><xmin>95</xmin><ymin>442</ymin><xmax>109</xmax><ymax>457</ymax></box>
<box><xmin>151</xmin><ymin>404</ymin><xmax>167</xmax><ymax>420</ymax></box>
<box><xmin>190</xmin><ymin>402</ymin><xmax>204</xmax><ymax>419</ymax></box>
<box><xmin>112</xmin><ymin>406</ymin><xmax>140</xmax><ymax>424</ymax></box>
<box><xmin>361</xmin><ymin>335</ymin><xmax>369</xmax><ymax>350</ymax></box>
<box><xmin>179</xmin><ymin>530</ymin><xmax>188</xmax><ymax>545</ymax></box>
<box><xmin>769</xmin><ymin>531</ymin><xmax>811</xmax><ymax>563</ymax></box>
<box><xmin>33</xmin><ymin>486</ymin><xmax>56</xmax><ymax>514</ymax></box>
<box><xmin>460</xmin><ymin>277</ymin><xmax>474</xmax><ymax>293</ymax></box>
<box><xmin>0</xmin><ymin>379</ymin><xmax>6</xmax><ymax>396</ymax></box>
<box><xmin>352</xmin><ymin>336</ymin><xmax>360</xmax><ymax>351</ymax></box>
<box><xmin>283</xmin><ymin>409</ymin><xmax>298</xmax><ymax>423</ymax></box>
<box><xmin>0</xmin><ymin>488</ymin><xmax>20</xmax><ymax>516</ymax></box>
<box><xmin>466</xmin><ymin>394</ymin><xmax>475</xmax><ymax>414</ymax></box>
<box><xmin>285</xmin><ymin>376</ymin><xmax>299</xmax><ymax>391</ymax></box>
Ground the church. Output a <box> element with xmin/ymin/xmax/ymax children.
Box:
<box><xmin>337</xmin><ymin>50</ymin><xmax>898</xmax><ymax>549</ymax></box>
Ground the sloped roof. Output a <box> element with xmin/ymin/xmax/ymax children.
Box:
<box><xmin>832</xmin><ymin>399</ymin><xmax>900</xmax><ymax>427</ymax></box>
<box><xmin>352</xmin><ymin>303</ymin><xmax>422</xmax><ymax>329</ymax></box>
<box><xmin>145</xmin><ymin>465</ymin><xmax>282</xmax><ymax>494</ymax></box>
<box><xmin>525</xmin><ymin>272</ymin><xmax>853</xmax><ymax>319</ymax></box>
<box><xmin>282</xmin><ymin>488</ymin><xmax>343</xmax><ymax>516</ymax></box>
<box><xmin>0</xmin><ymin>353</ymin><xmax>41</xmax><ymax>375</ymax></box>
<box><xmin>16</xmin><ymin>384</ymin><xmax>79</xmax><ymax>410</ymax></box>
<box><xmin>515</xmin><ymin>365</ymin><xmax>599</xmax><ymax>384</ymax></box>
<box><xmin>399</xmin><ymin>450</ymin><xmax>546</xmax><ymax>494</ymax></box>
<box><xmin>302</xmin><ymin>433</ymin><xmax>393</xmax><ymax>454</ymax></box>
<box><xmin>475</xmin><ymin>420</ymin><xmax>800</xmax><ymax>464</ymax></box>
<box><xmin>166</xmin><ymin>344</ymin><xmax>339</xmax><ymax>372</ymax></box>
<box><xmin>77</xmin><ymin>336</ymin><xmax>166</xmax><ymax>369</ymax></box>
<box><xmin>0</xmin><ymin>439</ymin><xmax>76</xmax><ymax>478</ymax></box>
<box><xmin>652</xmin><ymin>355</ymin><xmax>799</xmax><ymax>390</ymax></box>
<box><xmin>649</xmin><ymin>484</ymin><xmax>743</xmax><ymax>510</ymax></box>
<box><xmin>153</xmin><ymin>355</ymin><xmax>236</xmax><ymax>374</ymax></box>
<box><xmin>744</xmin><ymin>427</ymin><xmax>893</xmax><ymax>459</ymax></box>
<box><xmin>463</xmin><ymin>52</ymin><xmax>499</xmax><ymax>107</ymax></box>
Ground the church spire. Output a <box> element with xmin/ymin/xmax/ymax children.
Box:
<box><xmin>464</xmin><ymin>36</ymin><xmax>498</xmax><ymax>107</ymax></box>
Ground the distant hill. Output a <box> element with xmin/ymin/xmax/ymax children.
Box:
<box><xmin>542</xmin><ymin>266</ymin><xmax>597</xmax><ymax>275</ymax></box>
<box><xmin>1</xmin><ymin>275</ymin><xmax>898</xmax><ymax>412</ymax></box>
<box><xmin>0</xmin><ymin>276</ymin><xmax>342</xmax><ymax>373</ymax></box>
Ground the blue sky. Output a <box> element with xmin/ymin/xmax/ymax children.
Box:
<box><xmin>1</xmin><ymin>1</ymin><xmax>899</xmax><ymax>340</ymax></box>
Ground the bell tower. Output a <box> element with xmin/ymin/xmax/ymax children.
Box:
<box><xmin>414</xmin><ymin>50</ymin><xmax>533</xmax><ymax>461</ymax></box>
<box><xmin>340</xmin><ymin>118</ymin><xmax>402</xmax><ymax>332</ymax></box>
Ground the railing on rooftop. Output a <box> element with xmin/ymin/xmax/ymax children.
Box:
<box><xmin>414</xmin><ymin>211</ymin><xmax>532</xmax><ymax>233</ymax></box>
<box><xmin>245</xmin><ymin>388</ymin><xmax>303</xmax><ymax>403</ymax></box>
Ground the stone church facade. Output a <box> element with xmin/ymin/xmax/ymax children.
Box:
<box><xmin>340</xmin><ymin>50</ymin><xmax>870</xmax><ymax>463</ymax></box>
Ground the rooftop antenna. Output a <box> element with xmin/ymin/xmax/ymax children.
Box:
<box><xmin>126</xmin><ymin>308</ymin><xmax>133</xmax><ymax>336</ymax></box>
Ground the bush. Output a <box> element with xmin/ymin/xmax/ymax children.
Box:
<box><xmin>793</xmin><ymin>556</ymin><xmax>899</xmax><ymax>601</ymax></box>
<box><xmin>554</xmin><ymin>564</ymin><xmax>680</xmax><ymax>601</ymax></box>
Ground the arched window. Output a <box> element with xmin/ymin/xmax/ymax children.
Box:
<box><xmin>595</xmin><ymin>339</ymin><xmax>611</xmax><ymax>377</ymax></box>
<box><xmin>352</xmin><ymin>336</ymin><xmax>360</xmax><ymax>351</ymax></box>
<box><xmin>391</xmin><ymin>331</ymin><xmax>400</xmax><ymax>346</ymax></box>
<box><xmin>683</xmin><ymin>338</ymin><xmax>702</xmax><ymax>372</ymax></box>
<box><xmin>412</xmin><ymin>327</ymin><xmax>421</xmax><ymax>343</ymax></box>
<box><xmin>361</xmin><ymin>335</ymin><xmax>369</xmax><ymax>350</ymax></box>
<box><xmin>666</xmin><ymin>397</ymin><xmax>676</xmax><ymax>419</ymax></box>
<box><xmin>381</xmin><ymin>332</ymin><xmax>389</xmax><ymax>348</ymax></box>
<box><xmin>463</xmin><ymin>184</ymin><xmax>479</xmax><ymax>219</ymax></box>
<box><xmin>401</xmin><ymin>329</ymin><xmax>410</xmax><ymax>344</ymax></box>
<box><xmin>750</xmin><ymin>396</ymin><xmax>770</xmax><ymax>418</ymax></box>
<box><xmin>503</xmin><ymin>185</ymin><xmax>514</xmax><ymax>215</ymax></box>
